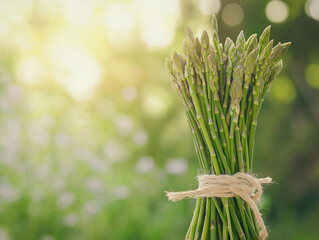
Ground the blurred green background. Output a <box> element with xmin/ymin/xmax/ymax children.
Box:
<box><xmin>0</xmin><ymin>0</ymin><xmax>318</xmax><ymax>239</ymax></box>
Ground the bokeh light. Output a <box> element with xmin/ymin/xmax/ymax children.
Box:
<box><xmin>62</xmin><ymin>0</ymin><xmax>94</xmax><ymax>26</ymax></box>
<box><xmin>199</xmin><ymin>0</ymin><xmax>221</xmax><ymax>15</ymax></box>
<box><xmin>165</xmin><ymin>158</ymin><xmax>188</xmax><ymax>175</ymax></box>
<box><xmin>271</xmin><ymin>76</ymin><xmax>296</xmax><ymax>103</ymax></box>
<box><xmin>49</xmin><ymin>45</ymin><xmax>101</xmax><ymax>101</ymax></box>
<box><xmin>104</xmin><ymin>2</ymin><xmax>136</xmax><ymax>44</ymax></box>
<box><xmin>16</xmin><ymin>57</ymin><xmax>44</xmax><ymax>85</ymax></box>
<box><xmin>305</xmin><ymin>64</ymin><xmax>319</xmax><ymax>88</ymax></box>
<box><xmin>135</xmin><ymin>156</ymin><xmax>155</xmax><ymax>175</ymax></box>
<box><xmin>305</xmin><ymin>0</ymin><xmax>319</xmax><ymax>21</ymax></box>
<box><xmin>221</xmin><ymin>3</ymin><xmax>244</xmax><ymax>26</ymax></box>
<box><xmin>122</xmin><ymin>86</ymin><xmax>138</xmax><ymax>102</ymax></box>
<box><xmin>142</xmin><ymin>86</ymin><xmax>172</xmax><ymax>118</ymax></box>
<box><xmin>266</xmin><ymin>0</ymin><xmax>289</xmax><ymax>23</ymax></box>
<box><xmin>135</xmin><ymin>0</ymin><xmax>180</xmax><ymax>49</ymax></box>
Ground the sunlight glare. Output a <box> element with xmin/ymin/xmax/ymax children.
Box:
<box><xmin>134</xmin><ymin>0</ymin><xmax>180</xmax><ymax>49</ymax></box>
<box><xmin>49</xmin><ymin>45</ymin><xmax>101</xmax><ymax>102</ymax></box>
<box><xmin>16</xmin><ymin>57</ymin><xmax>44</xmax><ymax>85</ymax></box>
<box><xmin>104</xmin><ymin>2</ymin><xmax>136</xmax><ymax>44</ymax></box>
<box><xmin>222</xmin><ymin>3</ymin><xmax>244</xmax><ymax>26</ymax></box>
<box><xmin>142</xmin><ymin>86</ymin><xmax>172</xmax><ymax>118</ymax></box>
<box><xmin>305</xmin><ymin>0</ymin><xmax>319</xmax><ymax>21</ymax></box>
<box><xmin>62</xmin><ymin>0</ymin><xmax>94</xmax><ymax>26</ymax></box>
<box><xmin>200</xmin><ymin>0</ymin><xmax>221</xmax><ymax>15</ymax></box>
<box><xmin>266</xmin><ymin>0</ymin><xmax>289</xmax><ymax>23</ymax></box>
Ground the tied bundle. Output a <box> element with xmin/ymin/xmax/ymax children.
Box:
<box><xmin>165</xmin><ymin>15</ymin><xmax>290</xmax><ymax>240</ymax></box>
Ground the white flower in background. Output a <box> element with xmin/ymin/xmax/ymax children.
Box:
<box><xmin>52</xmin><ymin>177</ymin><xmax>65</xmax><ymax>192</ymax></box>
<box><xmin>114</xmin><ymin>114</ymin><xmax>134</xmax><ymax>136</ymax></box>
<box><xmin>27</xmin><ymin>124</ymin><xmax>49</xmax><ymax>146</ymax></box>
<box><xmin>104</xmin><ymin>2</ymin><xmax>136</xmax><ymax>45</ymax></box>
<box><xmin>41</xmin><ymin>115</ymin><xmax>55</xmax><ymax>129</ymax></box>
<box><xmin>0</xmin><ymin>73</ymin><xmax>11</xmax><ymax>85</ymax></box>
<box><xmin>134</xmin><ymin>0</ymin><xmax>181</xmax><ymax>49</ymax></box>
<box><xmin>75</xmin><ymin>147</ymin><xmax>92</xmax><ymax>161</ymax></box>
<box><xmin>95</xmin><ymin>98</ymin><xmax>115</xmax><ymax>119</ymax></box>
<box><xmin>113</xmin><ymin>185</ymin><xmax>131</xmax><ymax>199</ymax></box>
<box><xmin>82</xmin><ymin>201</ymin><xmax>102</xmax><ymax>215</ymax></box>
<box><xmin>40</xmin><ymin>235</ymin><xmax>55</xmax><ymax>240</ymax></box>
<box><xmin>36</xmin><ymin>163</ymin><xmax>50</xmax><ymax>179</ymax></box>
<box><xmin>104</xmin><ymin>141</ymin><xmax>120</xmax><ymax>160</ymax></box>
<box><xmin>0</xmin><ymin>181</ymin><xmax>20</xmax><ymax>203</ymax></box>
<box><xmin>63</xmin><ymin>213</ymin><xmax>79</xmax><ymax>227</ymax></box>
<box><xmin>57</xmin><ymin>191</ymin><xmax>75</xmax><ymax>209</ymax></box>
<box><xmin>85</xmin><ymin>178</ymin><xmax>104</xmax><ymax>193</ymax></box>
<box><xmin>133</xmin><ymin>130</ymin><xmax>148</xmax><ymax>146</ymax></box>
<box><xmin>0</xmin><ymin>120</ymin><xmax>21</xmax><ymax>156</ymax></box>
<box><xmin>135</xmin><ymin>156</ymin><xmax>154</xmax><ymax>175</ymax></box>
<box><xmin>122</xmin><ymin>86</ymin><xmax>137</xmax><ymax>102</ymax></box>
<box><xmin>59</xmin><ymin>160</ymin><xmax>76</xmax><ymax>177</ymax></box>
<box><xmin>88</xmin><ymin>157</ymin><xmax>106</xmax><ymax>172</ymax></box>
<box><xmin>103</xmin><ymin>141</ymin><xmax>128</xmax><ymax>162</ymax></box>
<box><xmin>6</xmin><ymin>162</ymin><xmax>25</xmax><ymax>175</ymax></box>
<box><xmin>54</xmin><ymin>132</ymin><xmax>70</xmax><ymax>147</ymax></box>
<box><xmin>0</xmin><ymin>96</ymin><xmax>10</xmax><ymax>113</ymax></box>
<box><xmin>30</xmin><ymin>187</ymin><xmax>44</xmax><ymax>203</ymax></box>
<box><xmin>6</xmin><ymin>84</ymin><xmax>24</xmax><ymax>102</ymax></box>
<box><xmin>0</xmin><ymin>227</ymin><xmax>9</xmax><ymax>240</ymax></box>
<box><xmin>165</xmin><ymin>158</ymin><xmax>188</xmax><ymax>175</ymax></box>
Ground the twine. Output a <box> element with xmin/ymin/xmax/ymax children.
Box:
<box><xmin>165</xmin><ymin>173</ymin><xmax>272</xmax><ymax>240</ymax></box>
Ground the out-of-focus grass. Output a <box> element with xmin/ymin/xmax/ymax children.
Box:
<box><xmin>0</xmin><ymin>0</ymin><xmax>318</xmax><ymax>239</ymax></box>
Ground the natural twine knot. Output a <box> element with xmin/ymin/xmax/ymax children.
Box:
<box><xmin>165</xmin><ymin>173</ymin><xmax>272</xmax><ymax>240</ymax></box>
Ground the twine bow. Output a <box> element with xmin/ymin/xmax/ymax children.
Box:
<box><xmin>165</xmin><ymin>173</ymin><xmax>272</xmax><ymax>240</ymax></box>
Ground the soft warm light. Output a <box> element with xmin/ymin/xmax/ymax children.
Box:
<box><xmin>272</xmin><ymin>76</ymin><xmax>296</xmax><ymax>103</ymax></box>
<box><xmin>62</xmin><ymin>0</ymin><xmax>93</xmax><ymax>26</ymax></box>
<box><xmin>0</xmin><ymin>0</ymin><xmax>31</xmax><ymax>25</ymax></box>
<box><xmin>135</xmin><ymin>156</ymin><xmax>154</xmax><ymax>175</ymax></box>
<box><xmin>122</xmin><ymin>86</ymin><xmax>137</xmax><ymax>102</ymax></box>
<box><xmin>114</xmin><ymin>114</ymin><xmax>134</xmax><ymax>136</ymax></box>
<box><xmin>165</xmin><ymin>158</ymin><xmax>188</xmax><ymax>175</ymax></box>
<box><xmin>48</xmin><ymin>45</ymin><xmax>101</xmax><ymax>101</ymax></box>
<box><xmin>104</xmin><ymin>2</ymin><xmax>136</xmax><ymax>44</ymax></box>
<box><xmin>305</xmin><ymin>0</ymin><xmax>319</xmax><ymax>21</ymax></box>
<box><xmin>134</xmin><ymin>0</ymin><xmax>180</xmax><ymax>49</ymax></box>
<box><xmin>0</xmin><ymin>20</ymin><xmax>9</xmax><ymax>36</ymax></box>
<box><xmin>16</xmin><ymin>57</ymin><xmax>44</xmax><ymax>84</ymax></box>
<box><xmin>222</xmin><ymin>3</ymin><xmax>244</xmax><ymax>26</ymax></box>
<box><xmin>266</xmin><ymin>0</ymin><xmax>289</xmax><ymax>23</ymax></box>
<box><xmin>133</xmin><ymin>130</ymin><xmax>148</xmax><ymax>146</ymax></box>
<box><xmin>305</xmin><ymin>64</ymin><xmax>319</xmax><ymax>88</ymax></box>
<box><xmin>96</xmin><ymin>98</ymin><xmax>115</xmax><ymax>118</ymax></box>
<box><xmin>199</xmin><ymin>0</ymin><xmax>221</xmax><ymax>15</ymax></box>
<box><xmin>142</xmin><ymin>87</ymin><xmax>171</xmax><ymax>118</ymax></box>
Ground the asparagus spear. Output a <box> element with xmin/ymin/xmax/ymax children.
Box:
<box><xmin>166</xmin><ymin>16</ymin><xmax>290</xmax><ymax>240</ymax></box>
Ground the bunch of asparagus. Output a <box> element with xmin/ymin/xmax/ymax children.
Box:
<box><xmin>165</xmin><ymin>16</ymin><xmax>290</xmax><ymax>240</ymax></box>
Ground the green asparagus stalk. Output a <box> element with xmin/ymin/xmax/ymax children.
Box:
<box><xmin>165</xmin><ymin>15</ymin><xmax>290</xmax><ymax>240</ymax></box>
